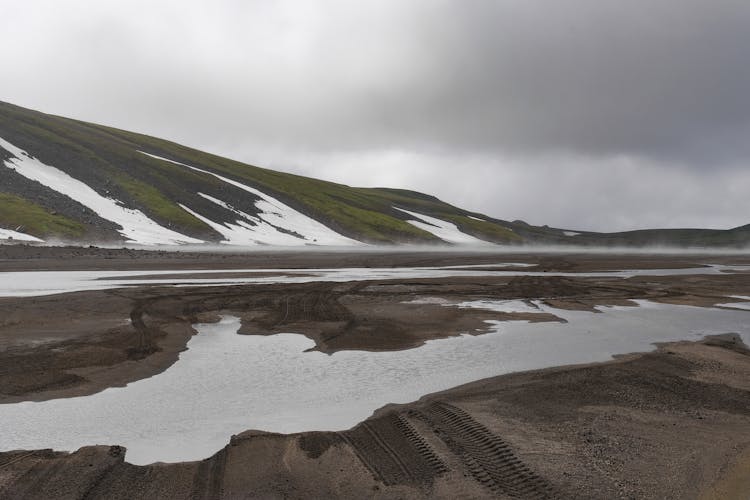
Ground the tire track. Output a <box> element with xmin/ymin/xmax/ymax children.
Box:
<box><xmin>391</xmin><ymin>413</ymin><xmax>449</xmax><ymax>475</ymax></box>
<box><xmin>424</xmin><ymin>402</ymin><xmax>558</xmax><ymax>499</ymax></box>
<box><xmin>3</xmin><ymin>457</ymin><xmax>66</xmax><ymax>499</ymax></box>
<box><xmin>339</xmin><ymin>412</ymin><xmax>449</xmax><ymax>487</ymax></box>
<box><xmin>190</xmin><ymin>447</ymin><xmax>227</xmax><ymax>500</ymax></box>
<box><xmin>339</xmin><ymin>422</ymin><xmax>411</xmax><ymax>486</ymax></box>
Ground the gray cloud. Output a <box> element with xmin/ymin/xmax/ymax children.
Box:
<box><xmin>265</xmin><ymin>150</ymin><xmax>750</xmax><ymax>231</ymax></box>
<box><xmin>1</xmin><ymin>0</ymin><xmax>749</xmax><ymax>230</ymax></box>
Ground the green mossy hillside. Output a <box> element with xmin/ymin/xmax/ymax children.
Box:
<box><xmin>0</xmin><ymin>193</ymin><xmax>86</xmax><ymax>238</ymax></box>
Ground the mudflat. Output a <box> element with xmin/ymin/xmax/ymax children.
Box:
<box><xmin>1</xmin><ymin>247</ymin><xmax>749</xmax><ymax>499</ymax></box>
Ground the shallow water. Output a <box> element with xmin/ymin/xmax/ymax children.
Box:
<box><xmin>0</xmin><ymin>263</ymin><xmax>746</xmax><ymax>297</ymax></box>
<box><xmin>1</xmin><ymin>301</ymin><xmax>748</xmax><ymax>465</ymax></box>
<box><xmin>718</xmin><ymin>302</ymin><xmax>750</xmax><ymax>311</ymax></box>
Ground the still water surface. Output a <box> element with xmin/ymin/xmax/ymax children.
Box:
<box><xmin>1</xmin><ymin>300</ymin><xmax>748</xmax><ymax>465</ymax></box>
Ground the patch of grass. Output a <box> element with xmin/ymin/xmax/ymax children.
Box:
<box><xmin>110</xmin><ymin>173</ymin><xmax>210</xmax><ymax>231</ymax></box>
<box><xmin>442</xmin><ymin>215</ymin><xmax>522</xmax><ymax>243</ymax></box>
<box><xmin>0</xmin><ymin>193</ymin><xmax>86</xmax><ymax>238</ymax></box>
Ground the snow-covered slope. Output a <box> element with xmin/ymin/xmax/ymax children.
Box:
<box><xmin>0</xmin><ymin>227</ymin><xmax>43</xmax><ymax>242</ymax></box>
<box><xmin>0</xmin><ymin>138</ymin><xmax>202</xmax><ymax>245</ymax></box>
<box><xmin>140</xmin><ymin>151</ymin><xmax>359</xmax><ymax>246</ymax></box>
<box><xmin>394</xmin><ymin>208</ymin><xmax>492</xmax><ymax>245</ymax></box>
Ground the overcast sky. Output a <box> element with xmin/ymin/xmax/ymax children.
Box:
<box><xmin>2</xmin><ymin>0</ymin><xmax>749</xmax><ymax>231</ymax></box>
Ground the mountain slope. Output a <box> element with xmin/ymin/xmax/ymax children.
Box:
<box><xmin>0</xmin><ymin>101</ymin><xmax>523</xmax><ymax>246</ymax></box>
<box><xmin>0</xmin><ymin>100</ymin><xmax>747</xmax><ymax>248</ymax></box>
<box><xmin>0</xmin><ymin>103</ymin><xmax>519</xmax><ymax>244</ymax></box>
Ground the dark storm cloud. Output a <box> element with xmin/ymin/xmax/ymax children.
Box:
<box><xmin>1</xmin><ymin>0</ymin><xmax>749</xmax><ymax>230</ymax></box>
<box><xmin>389</xmin><ymin>0</ymin><xmax>750</xmax><ymax>164</ymax></box>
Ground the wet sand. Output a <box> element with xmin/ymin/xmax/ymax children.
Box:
<box><xmin>1</xmin><ymin>248</ymin><xmax>749</xmax><ymax>498</ymax></box>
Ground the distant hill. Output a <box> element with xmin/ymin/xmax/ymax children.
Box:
<box><xmin>0</xmin><ymin>101</ymin><xmax>746</xmax><ymax>248</ymax></box>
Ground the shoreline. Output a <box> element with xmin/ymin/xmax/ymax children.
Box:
<box><xmin>1</xmin><ymin>334</ymin><xmax>748</xmax><ymax>498</ymax></box>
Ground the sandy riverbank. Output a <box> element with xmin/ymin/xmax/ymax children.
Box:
<box><xmin>1</xmin><ymin>250</ymin><xmax>749</xmax><ymax>498</ymax></box>
<box><xmin>1</xmin><ymin>335</ymin><xmax>748</xmax><ymax>499</ymax></box>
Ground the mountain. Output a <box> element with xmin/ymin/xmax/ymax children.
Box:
<box><xmin>0</xmin><ymin>101</ymin><xmax>747</xmax><ymax>248</ymax></box>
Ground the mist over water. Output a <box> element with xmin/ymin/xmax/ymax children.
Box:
<box><xmin>3</xmin><ymin>239</ymin><xmax>750</xmax><ymax>255</ymax></box>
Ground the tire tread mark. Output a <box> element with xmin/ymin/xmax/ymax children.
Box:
<box><xmin>190</xmin><ymin>447</ymin><xmax>228</xmax><ymax>500</ymax></box>
<box><xmin>340</xmin><ymin>412</ymin><xmax>450</xmax><ymax>487</ymax></box>
<box><xmin>6</xmin><ymin>458</ymin><xmax>66</xmax><ymax>499</ymax></box>
<box><xmin>424</xmin><ymin>402</ymin><xmax>559</xmax><ymax>499</ymax></box>
<box><xmin>362</xmin><ymin>421</ymin><xmax>415</xmax><ymax>484</ymax></box>
<box><xmin>338</xmin><ymin>427</ymin><xmax>403</xmax><ymax>486</ymax></box>
<box><xmin>392</xmin><ymin>413</ymin><xmax>449</xmax><ymax>475</ymax></box>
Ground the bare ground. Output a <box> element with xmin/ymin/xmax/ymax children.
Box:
<box><xmin>1</xmin><ymin>249</ymin><xmax>750</xmax><ymax>498</ymax></box>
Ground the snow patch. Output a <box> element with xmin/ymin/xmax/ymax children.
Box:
<box><xmin>0</xmin><ymin>228</ymin><xmax>43</xmax><ymax>242</ymax></box>
<box><xmin>195</xmin><ymin>193</ymin><xmax>316</xmax><ymax>246</ymax></box>
<box><xmin>394</xmin><ymin>207</ymin><xmax>492</xmax><ymax>245</ymax></box>
<box><xmin>0</xmin><ymin>138</ymin><xmax>202</xmax><ymax>245</ymax></box>
<box><xmin>139</xmin><ymin>151</ymin><xmax>359</xmax><ymax>246</ymax></box>
<box><xmin>467</xmin><ymin>215</ymin><xmax>485</xmax><ymax>221</ymax></box>
<box><xmin>563</xmin><ymin>231</ymin><xmax>581</xmax><ymax>237</ymax></box>
<box><xmin>178</xmin><ymin>205</ymin><xmax>263</xmax><ymax>245</ymax></box>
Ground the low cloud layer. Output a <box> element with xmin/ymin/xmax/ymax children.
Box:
<box><xmin>2</xmin><ymin>0</ymin><xmax>749</xmax><ymax>230</ymax></box>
